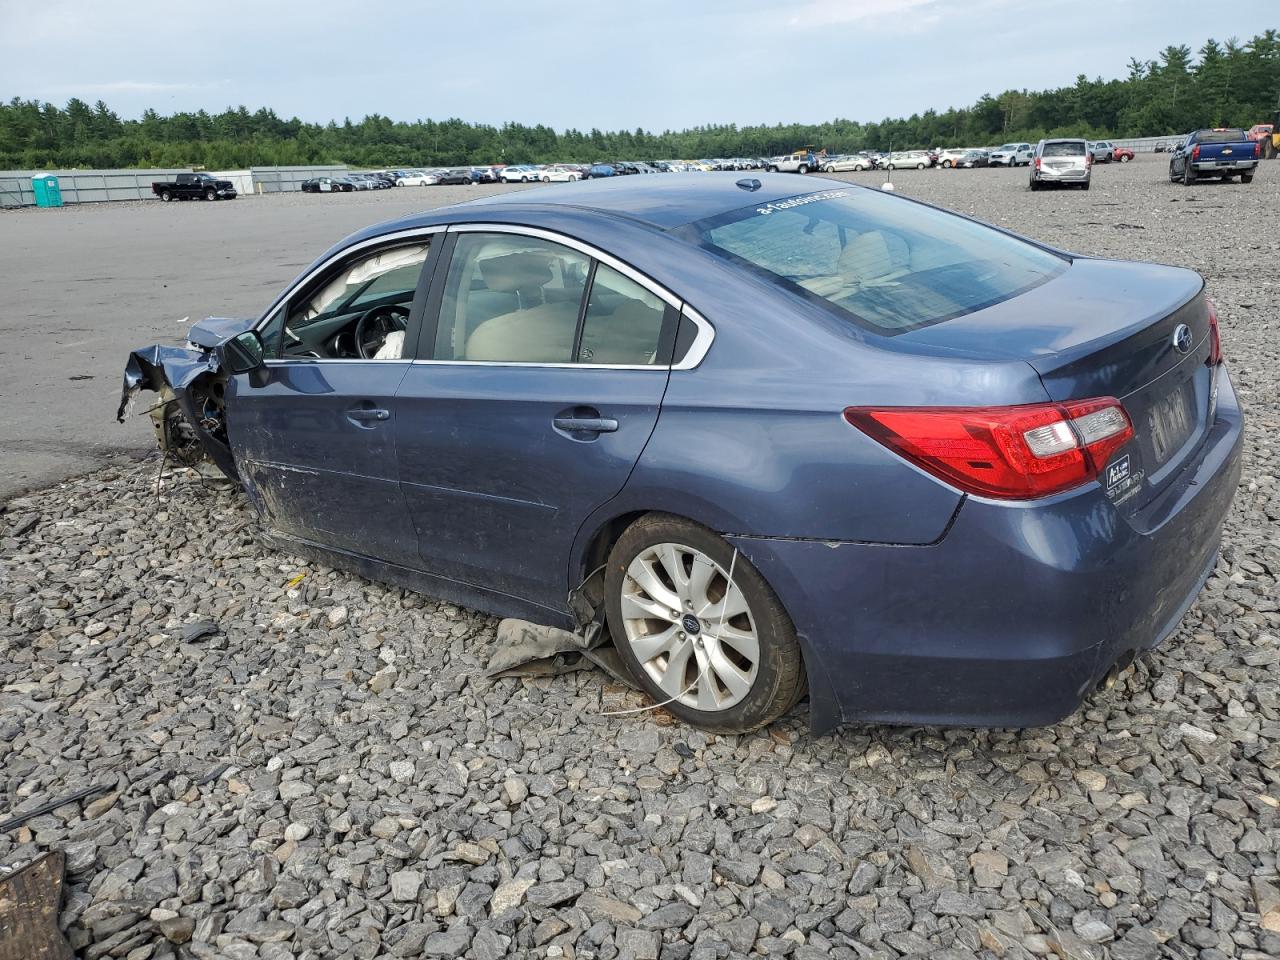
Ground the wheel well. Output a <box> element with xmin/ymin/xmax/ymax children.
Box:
<box><xmin>578</xmin><ymin>510</ymin><xmax>649</xmax><ymax>585</ymax></box>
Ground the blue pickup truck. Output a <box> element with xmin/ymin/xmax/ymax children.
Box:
<box><xmin>1168</xmin><ymin>128</ymin><xmax>1260</xmax><ymax>185</ymax></box>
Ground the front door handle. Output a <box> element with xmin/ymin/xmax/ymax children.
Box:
<box><xmin>553</xmin><ymin>416</ymin><xmax>618</xmax><ymax>434</ymax></box>
<box><xmin>347</xmin><ymin>407</ymin><xmax>390</xmax><ymax>423</ymax></box>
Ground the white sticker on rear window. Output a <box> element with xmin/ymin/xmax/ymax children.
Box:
<box><xmin>756</xmin><ymin>190</ymin><xmax>850</xmax><ymax>216</ymax></box>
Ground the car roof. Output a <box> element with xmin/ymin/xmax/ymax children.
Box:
<box><xmin>370</xmin><ymin>172</ymin><xmax>840</xmax><ymax>233</ymax></box>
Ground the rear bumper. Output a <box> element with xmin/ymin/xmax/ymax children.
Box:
<box><xmin>731</xmin><ymin>367</ymin><xmax>1244</xmax><ymax>735</ymax></box>
<box><xmin>1036</xmin><ymin>168</ymin><xmax>1089</xmax><ymax>181</ymax></box>
<box><xmin>1192</xmin><ymin>159</ymin><xmax>1258</xmax><ymax>172</ymax></box>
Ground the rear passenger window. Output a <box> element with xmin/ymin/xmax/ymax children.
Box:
<box><xmin>577</xmin><ymin>265</ymin><xmax>668</xmax><ymax>365</ymax></box>
<box><xmin>432</xmin><ymin>231</ymin><xmax>678</xmax><ymax>366</ymax></box>
<box><xmin>435</xmin><ymin>233</ymin><xmax>590</xmax><ymax>362</ymax></box>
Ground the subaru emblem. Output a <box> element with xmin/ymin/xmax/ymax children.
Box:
<box><xmin>1172</xmin><ymin>323</ymin><xmax>1193</xmax><ymax>354</ymax></box>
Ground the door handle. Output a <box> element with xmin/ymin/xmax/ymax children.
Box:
<box><xmin>553</xmin><ymin>416</ymin><xmax>618</xmax><ymax>434</ymax></box>
<box><xmin>347</xmin><ymin>407</ymin><xmax>390</xmax><ymax>423</ymax></box>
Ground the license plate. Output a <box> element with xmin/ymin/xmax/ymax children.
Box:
<box><xmin>1148</xmin><ymin>383</ymin><xmax>1195</xmax><ymax>465</ymax></box>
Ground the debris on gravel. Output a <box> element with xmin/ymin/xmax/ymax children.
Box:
<box><xmin>1</xmin><ymin>157</ymin><xmax>1278</xmax><ymax>959</ymax></box>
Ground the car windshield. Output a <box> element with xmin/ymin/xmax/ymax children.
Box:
<box><xmin>1043</xmin><ymin>142</ymin><xmax>1086</xmax><ymax>157</ymax></box>
<box><xmin>682</xmin><ymin>188</ymin><xmax>1067</xmax><ymax>335</ymax></box>
<box><xmin>1197</xmin><ymin>129</ymin><xmax>1247</xmax><ymax>143</ymax></box>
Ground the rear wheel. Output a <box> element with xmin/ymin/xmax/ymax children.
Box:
<box><xmin>1241</xmin><ymin>171</ymin><xmax>1254</xmax><ymax>184</ymax></box>
<box><xmin>1029</xmin><ymin>177</ymin><xmax>1040</xmax><ymax>191</ymax></box>
<box><xmin>605</xmin><ymin>514</ymin><xmax>805</xmax><ymax>734</ymax></box>
<box><xmin>1183</xmin><ymin>163</ymin><xmax>1196</xmax><ymax>186</ymax></box>
<box><xmin>942</xmin><ymin>159</ymin><xmax>952</xmax><ymax>168</ymax></box>
<box><xmin>916</xmin><ymin>162</ymin><xmax>925</xmax><ymax>169</ymax></box>
<box><xmin>798</xmin><ymin>164</ymin><xmax>809</xmax><ymax>174</ymax></box>
<box><xmin>160</xmin><ymin>190</ymin><xmax>172</xmax><ymax>202</ymax></box>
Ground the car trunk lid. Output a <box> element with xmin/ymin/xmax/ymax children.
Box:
<box><xmin>894</xmin><ymin>257</ymin><xmax>1214</xmax><ymax>510</ymax></box>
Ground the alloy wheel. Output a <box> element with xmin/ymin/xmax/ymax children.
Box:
<box><xmin>619</xmin><ymin>542</ymin><xmax>759</xmax><ymax>711</ymax></box>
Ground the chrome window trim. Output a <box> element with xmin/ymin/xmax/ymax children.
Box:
<box><xmin>254</xmin><ymin>225</ymin><xmax>447</xmax><ymax>329</ymax></box>
<box><xmin>410</xmin><ymin>360</ymin><xmax>667</xmax><ymax>372</ymax></box>
<box><xmin>256</xmin><ymin>221</ymin><xmax>717</xmax><ymax>370</ymax></box>
<box><xmin>442</xmin><ymin>222</ymin><xmax>716</xmax><ymax>370</ymax></box>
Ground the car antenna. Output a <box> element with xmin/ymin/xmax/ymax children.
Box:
<box><xmin>881</xmin><ymin>139</ymin><xmax>895</xmax><ymax>192</ymax></box>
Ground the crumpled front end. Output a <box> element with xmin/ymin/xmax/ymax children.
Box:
<box><xmin>117</xmin><ymin>321</ymin><xmax>250</xmax><ymax>482</ymax></box>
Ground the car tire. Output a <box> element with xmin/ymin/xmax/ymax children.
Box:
<box><xmin>1169</xmin><ymin>162</ymin><xmax>1179</xmax><ymax>183</ymax></box>
<box><xmin>1029</xmin><ymin>177</ymin><xmax>1040</xmax><ymax>191</ymax></box>
<box><xmin>916</xmin><ymin>162</ymin><xmax>925</xmax><ymax>169</ymax></box>
<box><xmin>204</xmin><ymin>188</ymin><xmax>216</xmax><ymax>201</ymax></box>
<box><xmin>1119</xmin><ymin>154</ymin><xmax>1130</xmax><ymax>163</ymax></box>
<box><xmin>1081</xmin><ymin>181</ymin><xmax>1090</xmax><ymax>191</ymax></box>
<box><xmin>1241</xmin><ymin>172</ymin><xmax>1254</xmax><ymax>184</ymax></box>
<box><xmin>160</xmin><ymin>190</ymin><xmax>172</xmax><ymax>202</ymax></box>
<box><xmin>824</xmin><ymin>165</ymin><xmax>835</xmax><ymax>173</ymax></box>
<box><xmin>1183</xmin><ymin>163</ymin><xmax>1196</xmax><ymax>186</ymax></box>
<box><xmin>604</xmin><ymin>513</ymin><xmax>806</xmax><ymax>734</ymax></box>
<box><xmin>542</xmin><ymin>176</ymin><xmax>550</xmax><ymax>182</ymax></box>
<box><xmin>942</xmin><ymin>160</ymin><xmax>952</xmax><ymax>168</ymax></box>
<box><xmin>798</xmin><ymin>164</ymin><xmax>809</xmax><ymax>174</ymax></box>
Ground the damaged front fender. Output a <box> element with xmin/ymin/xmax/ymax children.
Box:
<box><xmin>118</xmin><ymin>321</ymin><xmax>251</xmax><ymax>482</ymax></box>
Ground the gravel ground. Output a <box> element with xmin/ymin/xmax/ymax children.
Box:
<box><xmin>2</xmin><ymin>156</ymin><xmax>1279</xmax><ymax>960</ymax></box>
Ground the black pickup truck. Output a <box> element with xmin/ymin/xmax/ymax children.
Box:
<box><xmin>152</xmin><ymin>173</ymin><xmax>237</xmax><ymax>201</ymax></box>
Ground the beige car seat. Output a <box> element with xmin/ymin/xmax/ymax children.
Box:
<box><xmin>800</xmin><ymin>231</ymin><xmax>912</xmax><ymax>298</ymax></box>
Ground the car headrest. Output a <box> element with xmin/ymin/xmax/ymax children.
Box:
<box><xmin>479</xmin><ymin>253</ymin><xmax>554</xmax><ymax>294</ymax></box>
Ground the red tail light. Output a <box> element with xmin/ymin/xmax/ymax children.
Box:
<box><xmin>1191</xmin><ymin>144</ymin><xmax>1201</xmax><ymax>161</ymax></box>
<box><xmin>1255</xmin><ymin>141</ymin><xmax>1262</xmax><ymax>158</ymax></box>
<box><xmin>1086</xmin><ymin>153</ymin><xmax>1093</xmax><ymax>168</ymax></box>
<box><xmin>844</xmin><ymin>399</ymin><xmax>1134</xmax><ymax>500</ymax></box>
<box><xmin>1034</xmin><ymin>157</ymin><xmax>1041</xmax><ymax>170</ymax></box>
<box><xmin>1206</xmin><ymin>298</ymin><xmax>1223</xmax><ymax>365</ymax></box>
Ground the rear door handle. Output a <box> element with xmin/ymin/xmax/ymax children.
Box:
<box><xmin>553</xmin><ymin>416</ymin><xmax>618</xmax><ymax>434</ymax></box>
<box><xmin>347</xmin><ymin>407</ymin><xmax>390</xmax><ymax>423</ymax></box>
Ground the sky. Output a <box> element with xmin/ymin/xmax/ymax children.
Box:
<box><xmin>0</xmin><ymin>0</ymin><xmax>1275</xmax><ymax>130</ymax></box>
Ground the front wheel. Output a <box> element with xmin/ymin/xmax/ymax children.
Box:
<box><xmin>1119</xmin><ymin>154</ymin><xmax>1130</xmax><ymax>163</ymax></box>
<box><xmin>204</xmin><ymin>188</ymin><xmax>217</xmax><ymax>201</ymax></box>
<box><xmin>605</xmin><ymin>514</ymin><xmax>805</xmax><ymax>734</ymax></box>
<box><xmin>824</xmin><ymin>165</ymin><xmax>835</xmax><ymax>173</ymax></box>
<box><xmin>942</xmin><ymin>160</ymin><xmax>952</xmax><ymax>168</ymax></box>
<box><xmin>916</xmin><ymin>162</ymin><xmax>925</xmax><ymax>169</ymax></box>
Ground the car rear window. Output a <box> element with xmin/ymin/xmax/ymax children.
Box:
<box><xmin>1043</xmin><ymin>142</ymin><xmax>1086</xmax><ymax>157</ymax></box>
<box><xmin>1196</xmin><ymin>129</ymin><xmax>1247</xmax><ymax>143</ymax></box>
<box><xmin>682</xmin><ymin>188</ymin><xmax>1067</xmax><ymax>335</ymax></box>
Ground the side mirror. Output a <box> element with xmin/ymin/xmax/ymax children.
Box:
<box><xmin>218</xmin><ymin>330</ymin><xmax>265</xmax><ymax>375</ymax></box>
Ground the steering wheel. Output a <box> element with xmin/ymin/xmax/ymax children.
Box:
<box><xmin>354</xmin><ymin>304</ymin><xmax>409</xmax><ymax>359</ymax></box>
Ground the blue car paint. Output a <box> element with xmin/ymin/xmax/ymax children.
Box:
<box><xmin>119</xmin><ymin>173</ymin><xmax>1245</xmax><ymax>735</ymax></box>
<box><xmin>394</xmin><ymin>363</ymin><xmax>670</xmax><ymax>606</ymax></box>
<box><xmin>731</xmin><ymin>366</ymin><xmax>1242</xmax><ymax>732</ymax></box>
<box><xmin>226</xmin><ymin>361</ymin><xmax>420</xmax><ymax>566</ymax></box>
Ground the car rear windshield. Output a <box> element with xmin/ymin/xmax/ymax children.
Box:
<box><xmin>682</xmin><ymin>188</ymin><xmax>1067</xmax><ymax>334</ymax></box>
<box><xmin>1043</xmin><ymin>141</ymin><xmax>1086</xmax><ymax>157</ymax></box>
<box><xmin>1197</xmin><ymin>129</ymin><xmax>1247</xmax><ymax>143</ymax></box>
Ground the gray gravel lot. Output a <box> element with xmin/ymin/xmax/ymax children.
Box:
<box><xmin>2</xmin><ymin>156</ymin><xmax>1279</xmax><ymax>960</ymax></box>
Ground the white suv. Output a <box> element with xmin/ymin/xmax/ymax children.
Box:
<box><xmin>990</xmin><ymin>143</ymin><xmax>1033</xmax><ymax>167</ymax></box>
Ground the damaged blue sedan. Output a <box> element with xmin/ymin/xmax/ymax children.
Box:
<box><xmin>120</xmin><ymin>173</ymin><xmax>1243</xmax><ymax>735</ymax></box>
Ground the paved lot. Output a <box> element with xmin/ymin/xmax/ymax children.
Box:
<box><xmin>0</xmin><ymin>182</ymin><xmax>532</xmax><ymax>498</ymax></box>
<box><xmin>1</xmin><ymin>158</ymin><xmax>1279</xmax><ymax>960</ymax></box>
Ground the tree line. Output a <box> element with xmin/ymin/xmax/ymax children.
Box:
<box><xmin>2</xmin><ymin>30</ymin><xmax>1277</xmax><ymax>171</ymax></box>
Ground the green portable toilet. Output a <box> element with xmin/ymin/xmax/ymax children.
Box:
<box><xmin>32</xmin><ymin>175</ymin><xmax>63</xmax><ymax>207</ymax></box>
